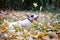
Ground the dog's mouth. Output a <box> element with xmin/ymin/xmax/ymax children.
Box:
<box><xmin>34</xmin><ymin>16</ymin><xmax>38</xmax><ymax>21</ymax></box>
<box><xmin>34</xmin><ymin>18</ymin><xmax>37</xmax><ymax>21</ymax></box>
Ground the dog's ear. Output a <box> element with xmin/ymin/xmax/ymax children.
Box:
<box><xmin>25</xmin><ymin>14</ymin><xmax>28</xmax><ymax>17</ymax></box>
<box><xmin>24</xmin><ymin>13</ymin><xmax>29</xmax><ymax>17</ymax></box>
<box><xmin>25</xmin><ymin>13</ymin><xmax>32</xmax><ymax>17</ymax></box>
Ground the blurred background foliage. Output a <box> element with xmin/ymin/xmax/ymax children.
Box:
<box><xmin>0</xmin><ymin>0</ymin><xmax>60</xmax><ymax>12</ymax></box>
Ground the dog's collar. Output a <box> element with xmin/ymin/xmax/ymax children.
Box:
<box><xmin>27</xmin><ymin>18</ymin><xmax>33</xmax><ymax>23</ymax></box>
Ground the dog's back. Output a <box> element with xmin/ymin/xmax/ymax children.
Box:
<box><xmin>20</xmin><ymin>19</ymin><xmax>31</xmax><ymax>27</ymax></box>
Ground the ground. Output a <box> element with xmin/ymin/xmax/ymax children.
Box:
<box><xmin>0</xmin><ymin>10</ymin><xmax>60</xmax><ymax>40</ymax></box>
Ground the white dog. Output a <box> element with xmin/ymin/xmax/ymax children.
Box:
<box><xmin>4</xmin><ymin>14</ymin><xmax>38</xmax><ymax>29</ymax></box>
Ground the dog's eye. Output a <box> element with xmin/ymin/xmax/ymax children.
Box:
<box><xmin>31</xmin><ymin>15</ymin><xmax>34</xmax><ymax>17</ymax></box>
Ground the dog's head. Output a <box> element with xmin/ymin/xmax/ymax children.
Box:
<box><xmin>27</xmin><ymin>14</ymin><xmax>38</xmax><ymax>22</ymax></box>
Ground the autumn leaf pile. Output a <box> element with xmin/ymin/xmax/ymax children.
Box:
<box><xmin>0</xmin><ymin>10</ymin><xmax>60</xmax><ymax>40</ymax></box>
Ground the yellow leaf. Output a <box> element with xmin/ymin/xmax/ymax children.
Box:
<box><xmin>43</xmin><ymin>23</ymin><xmax>48</xmax><ymax>27</ymax></box>
<box><xmin>15</xmin><ymin>38</ymin><xmax>23</xmax><ymax>40</ymax></box>
<box><xmin>2</xmin><ymin>22</ymin><xmax>9</xmax><ymax>27</ymax></box>
<box><xmin>0</xmin><ymin>27</ymin><xmax>7</xmax><ymax>32</ymax></box>
<box><xmin>33</xmin><ymin>3</ymin><xmax>38</xmax><ymax>7</ymax></box>
<box><xmin>23</xmin><ymin>32</ymin><xmax>29</xmax><ymax>37</ymax></box>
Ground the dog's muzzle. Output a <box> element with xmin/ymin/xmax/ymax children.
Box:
<box><xmin>34</xmin><ymin>18</ymin><xmax>37</xmax><ymax>21</ymax></box>
<box><xmin>34</xmin><ymin>16</ymin><xmax>38</xmax><ymax>21</ymax></box>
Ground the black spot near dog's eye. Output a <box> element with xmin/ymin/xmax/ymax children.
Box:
<box><xmin>31</xmin><ymin>15</ymin><xmax>34</xmax><ymax>17</ymax></box>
